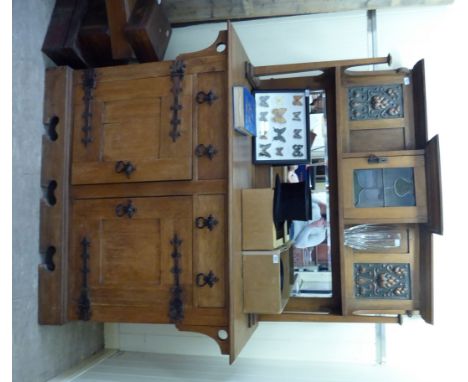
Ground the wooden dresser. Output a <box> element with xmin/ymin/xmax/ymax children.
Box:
<box><xmin>39</xmin><ymin>23</ymin><xmax>442</xmax><ymax>363</ymax></box>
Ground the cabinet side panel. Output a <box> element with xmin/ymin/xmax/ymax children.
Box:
<box><xmin>228</xmin><ymin>22</ymin><xmax>257</xmax><ymax>363</ymax></box>
<box><xmin>39</xmin><ymin>66</ymin><xmax>73</xmax><ymax>324</ymax></box>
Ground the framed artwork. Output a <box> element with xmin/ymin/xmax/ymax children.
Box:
<box><xmin>253</xmin><ymin>90</ymin><xmax>311</xmax><ymax>165</ymax></box>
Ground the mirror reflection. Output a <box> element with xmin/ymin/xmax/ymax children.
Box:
<box><xmin>289</xmin><ymin>90</ymin><xmax>332</xmax><ymax>298</ymax></box>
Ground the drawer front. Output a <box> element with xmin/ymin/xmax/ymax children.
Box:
<box><xmin>195</xmin><ymin>71</ymin><xmax>227</xmax><ymax>180</ymax></box>
<box><xmin>193</xmin><ymin>194</ymin><xmax>226</xmax><ymax>308</ymax></box>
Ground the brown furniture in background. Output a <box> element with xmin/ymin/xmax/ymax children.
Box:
<box><xmin>39</xmin><ymin>24</ymin><xmax>442</xmax><ymax>362</ymax></box>
<box><xmin>42</xmin><ymin>0</ymin><xmax>171</xmax><ymax>67</ymax></box>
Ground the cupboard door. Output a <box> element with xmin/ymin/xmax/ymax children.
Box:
<box><xmin>340</xmin><ymin>71</ymin><xmax>416</xmax><ymax>153</ymax></box>
<box><xmin>342</xmin><ymin>153</ymin><xmax>427</xmax><ymax>224</ymax></box>
<box><xmin>71</xmin><ymin>66</ymin><xmax>193</xmax><ymax>184</ymax></box>
<box><xmin>68</xmin><ymin>196</ymin><xmax>193</xmax><ymax>323</ymax></box>
<box><xmin>343</xmin><ymin>225</ymin><xmax>420</xmax><ymax>315</ymax></box>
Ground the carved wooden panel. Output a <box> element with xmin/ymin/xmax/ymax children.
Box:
<box><xmin>348</xmin><ymin>85</ymin><xmax>404</xmax><ymax>120</ymax></box>
<box><xmin>354</xmin><ymin>263</ymin><xmax>411</xmax><ymax>299</ymax></box>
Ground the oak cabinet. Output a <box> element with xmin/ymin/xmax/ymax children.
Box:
<box><xmin>39</xmin><ymin>24</ymin><xmax>442</xmax><ymax>362</ymax></box>
<box><xmin>40</xmin><ymin>29</ymin><xmax>234</xmax><ymax>357</ymax></box>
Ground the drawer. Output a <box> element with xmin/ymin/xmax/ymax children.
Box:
<box><xmin>195</xmin><ymin>71</ymin><xmax>227</xmax><ymax>180</ymax></box>
<box><xmin>193</xmin><ymin>194</ymin><xmax>226</xmax><ymax>308</ymax></box>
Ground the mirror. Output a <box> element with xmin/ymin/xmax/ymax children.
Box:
<box><xmin>289</xmin><ymin>90</ymin><xmax>333</xmax><ymax>298</ymax></box>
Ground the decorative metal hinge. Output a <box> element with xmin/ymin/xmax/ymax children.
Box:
<box><xmin>78</xmin><ymin>237</ymin><xmax>91</xmax><ymax>321</ymax></box>
<box><xmin>169</xmin><ymin>233</ymin><xmax>184</xmax><ymax>323</ymax></box>
<box><xmin>81</xmin><ymin>69</ymin><xmax>96</xmax><ymax>147</ymax></box>
<box><xmin>169</xmin><ymin>60</ymin><xmax>186</xmax><ymax>142</ymax></box>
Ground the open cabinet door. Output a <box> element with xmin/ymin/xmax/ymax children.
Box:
<box><xmin>228</xmin><ymin>22</ymin><xmax>258</xmax><ymax>363</ymax></box>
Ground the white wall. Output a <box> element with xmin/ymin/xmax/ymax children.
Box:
<box><xmin>165</xmin><ymin>11</ymin><xmax>369</xmax><ymax>64</ymax></box>
<box><xmin>375</xmin><ymin>3</ymin><xmax>468</xmax><ymax>379</ymax></box>
<box><xmin>105</xmin><ymin>3</ymin><xmax>468</xmax><ymax>377</ymax></box>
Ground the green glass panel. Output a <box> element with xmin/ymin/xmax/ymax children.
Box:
<box><xmin>354</xmin><ymin>167</ymin><xmax>416</xmax><ymax>208</ymax></box>
<box><xmin>354</xmin><ymin>169</ymin><xmax>384</xmax><ymax>208</ymax></box>
<box><xmin>383</xmin><ymin>168</ymin><xmax>416</xmax><ymax>207</ymax></box>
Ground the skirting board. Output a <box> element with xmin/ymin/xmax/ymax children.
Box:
<box><xmin>47</xmin><ymin>349</ymin><xmax>117</xmax><ymax>382</ymax></box>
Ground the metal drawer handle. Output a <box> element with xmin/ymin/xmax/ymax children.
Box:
<box><xmin>195</xmin><ymin>214</ymin><xmax>218</xmax><ymax>231</ymax></box>
<box><xmin>115</xmin><ymin>200</ymin><xmax>136</xmax><ymax>218</ymax></box>
<box><xmin>367</xmin><ymin>154</ymin><xmax>388</xmax><ymax>164</ymax></box>
<box><xmin>196</xmin><ymin>90</ymin><xmax>218</xmax><ymax>105</ymax></box>
<box><xmin>115</xmin><ymin>160</ymin><xmax>136</xmax><ymax>178</ymax></box>
<box><xmin>196</xmin><ymin>271</ymin><xmax>219</xmax><ymax>288</ymax></box>
<box><xmin>195</xmin><ymin>144</ymin><xmax>218</xmax><ymax>160</ymax></box>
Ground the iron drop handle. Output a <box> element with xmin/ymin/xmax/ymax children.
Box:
<box><xmin>195</xmin><ymin>144</ymin><xmax>218</xmax><ymax>160</ymax></box>
<box><xmin>115</xmin><ymin>160</ymin><xmax>136</xmax><ymax>178</ymax></box>
<box><xmin>196</xmin><ymin>271</ymin><xmax>219</xmax><ymax>288</ymax></box>
<box><xmin>195</xmin><ymin>214</ymin><xmax>218</xmax><ymax>231</ymax></box>
<box><xmin>196</xmin><ymin>90</ymin><xmax>218</xmax><ymax>105</ymax></box>
<box><xmin>115</xmin><ymin>200</ymin><xmax>136</xmax><ymax>218</ymax></box>
<box><xmin>367</xmin><ymin>154</ymin><xmax>388</xmax><ymax>164</ymax></box>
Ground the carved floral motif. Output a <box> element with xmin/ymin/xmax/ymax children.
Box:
<box><xmin>348</xmin><ymin>85</ymin><xmax>404</xmax><ymax>120</ymax></box>
<box><xmin>354</xmin><ymin>263</ymin><xmax>411</xmax><ymax>299</ymax></box>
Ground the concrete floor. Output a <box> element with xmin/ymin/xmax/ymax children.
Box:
<box><xmin>12</xmin><ymin>1</ymin><xmax>104</xmax><ymax>381</ymax></box>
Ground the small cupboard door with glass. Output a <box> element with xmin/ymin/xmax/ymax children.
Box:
<box><xmin>342</xmin><ymin>151</ymin><xmax>427</xmax><ymax>224</ymax></box>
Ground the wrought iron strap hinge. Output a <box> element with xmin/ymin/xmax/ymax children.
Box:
<box><xmin>81</xmin><ymin>69</ymin><xmax>96</xmax><ymax>147</ymax></box>
<box><xmin>78</xmin><ymin>237</ymin><xmax>91</xmax><ymax>321</ymax></box>
<box><xmin>169</xmin><ymin>60</ymin><xmax>186</xmax><ymax>142</ymax></box>
<box><xmin>169</xmin><ymin>233</ymin><xmax>184</xmax><ymax>323</ymax></box>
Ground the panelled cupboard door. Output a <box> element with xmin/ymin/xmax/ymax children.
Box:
<box><xmin>343</xmin><ymin>225</ymin><xmax>420</xmax><ymax>315</ymax></box>
<box><xmin>343</xmin><ymin>153</ymin><xmax>427</xmax><ymax>224</ymax></box>
<box><xmin>68</xmin><ymin>196</ymin><xmax>193</xmax><ymax>323</ymax></box>
<box><xmin>71</xmin><ymin>64</ymin><xmax>193</xmax><ymax>184</ymax></box>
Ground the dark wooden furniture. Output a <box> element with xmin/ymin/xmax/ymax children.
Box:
<box><xmin>39</xmin><ymin>24</ymin><xmax>442</xmax><ymax>362</ymax></box>
<box><xmin>43</xmin><ymin>0</ymin><xmax>171</xmax><ymax>67</ymax></box>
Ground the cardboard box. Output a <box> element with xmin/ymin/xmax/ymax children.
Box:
<box><xmin>243</xmin><ymin>242</ymin><xmax>293</xmax><ymax>314</ymax></box>
<box><xmin>242</xmin><ymin>188</ymin><xmax>287</xmax><ymax>250</ymax></box>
